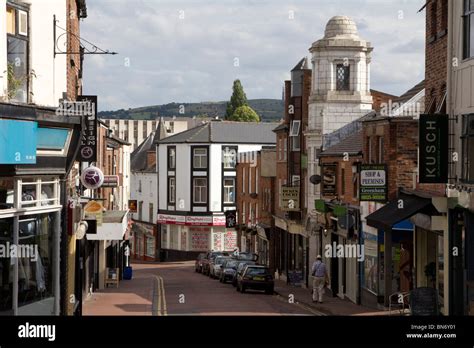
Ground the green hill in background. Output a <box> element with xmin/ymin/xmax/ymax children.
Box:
<box><xmin>98</xmin><ymin>99</ymin><xmax>284</xmax><ymax>122</ymax></box>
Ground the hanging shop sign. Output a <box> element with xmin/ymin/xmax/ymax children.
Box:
<box><xmin>102</xmin><ymin>175</ymin><xmax>119</xmax><ymax>187</ymax></box>
<box><xmin>128</xmin><ymin>200</ymin><xmax>138</xmax><ymax>213</ymax></box>
<box><xmin>81</xmin><ymin>165</ymin><xmax>105</xmax><ymax>190</ymax></box>
<box><xmin>84</xmin><ymin>200</ymin><xmax>103</xmax><ymax>227</ymax></box>
<box><xmin>280</xmin><ymin>187</ymin><xmax>300</xmax><ymax>211</ymax></box>
<box><xmin>419</xmin><ymin>114</ymin><xmax>448</xmax><ymax>183</ymax></box>
<box><xmin>224</xmin><ymin>210</ymin><xmax>237</xmax><ymax>228</ymax></box>
<box><xmin>77</xmin><ymin>95</ymin><xmax>98</xmax><ymax>162</ymax></box>
<box><xmin>0</xmin><ymin>119</ymin><xmax>37</xmax><ymax>164</ymax></box>
<box><xmin>322</xmin><ymin>164</ymin><xmax>337</xmax><ymax>196</ymax></box>
<box><xmin>359</xmin><ymin>164</ymin><xmax>387</xmax><ymax>202</ymax></box>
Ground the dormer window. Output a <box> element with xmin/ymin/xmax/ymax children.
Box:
<box><xmin>336</xmin><ymin>64</ymin><xmax>350</xmax><ymax>91</ymax></box>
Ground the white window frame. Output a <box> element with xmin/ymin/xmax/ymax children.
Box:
<box><xmin>193</xmin><ymin>178</ymin><xmax>207</xmax><ymax>204</ymax></box>
<box><xmin>18</xmin><ymin>177</ymin><xmax>60</xmax><ymax>208</ymax></box>
<box><xmin>223</xmin><ymin>178</ymin><xmax>235</xmax><ymax>204</ymax></box>
<box><xmin>168</xmin><ymin>177</ymin><xmax>176</xmax><ymax>204</ymax></box>
<box><xmin>193</xmin><ymin>148</ymin><xmax>208</xmax><ymax>169</ymax></box>
<box><xmin>290</xmin><ymin>120</ymin><xmax>301</xmax><ymax>137</ymax></box>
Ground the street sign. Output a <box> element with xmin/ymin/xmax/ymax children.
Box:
<box><xmin>322</xmin><ymin>164</ymin><xmax>337</xmax><ymax>196</ymax></box>
<box><xmin>419</xmin><ymin>114</ymin><xmax>448</xmax><ymax>183</ymax></box>
<box><xmin>359</xmin><ymin>164</ymin><xmax>387</xmax><ymax>202</ymax></box>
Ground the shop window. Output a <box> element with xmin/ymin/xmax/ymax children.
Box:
<box><xmin>461</xmin><ymin>114</ymin><xmax>474</xmax><ymax>183</ymax></box>
<box><xmin>17</xmin><ymin>213</ymin><xmax>54</xmax><ymax>309</ymax></box>
<box><xmin>19</xmin><ymin>178</ymin><xmax>59</xmax><ymax>208</ymax></box>
<box><xmin>0</xmin><ymin>178</ymin><xmax>14</xmax><ymax>210</ymax></box>
<box><xmin>464</xmin><ymin>0</ymin><xmax>474</xmax><ymax>59</ymax></box>
<box><xmin>146</xmin><ymin>237</ymin><xmax>155</xmax><ymax>257</ymax></box>
<box><xmin>0</xmin><ymin>218</ymin><xmax>13</xmax><ymax>314</ymax></box>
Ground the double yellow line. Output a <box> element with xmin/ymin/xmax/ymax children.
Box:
<box><xmin>152</xmin><ymin>275</ymin><xmax>167</xmax><ymax>316</ymax></box>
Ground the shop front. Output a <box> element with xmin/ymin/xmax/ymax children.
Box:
<box><xmin>448</xmin><ymin>193</ymin><xmax>474</xmax><ymax>315</ymax></box>
<box><xmin>158</xmin><ymin>213</ymin><xmax>237</xmax><ymax>261</ymax></box>
<box><xmin>0</xmin><ymin>177</ymin><xmax>62</xmax><ymax>315</ymax></box>
<box><xmin>366</xmin><ymin>191</ymin><xmax>444</xmax><ymax>308</ymax></box>
<box><xmin>131</xmin><ymin>221</ymin><xmax>156</xmax><ymax>261</ymax></box>
<box><xmin>0</xmin><ymin>108</ymin><xmax>81</xmax><ymax>316</ymax></box>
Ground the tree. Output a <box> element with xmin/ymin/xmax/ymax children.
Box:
<box><xmin>229</xmin><ymin>105</ymin><xmax>260</xmax><ymax>122</ymax></box>
<box><xmin>225</xmin><ymin>79</ymin><xmax>248</xmax><ymax>119</ymax></box>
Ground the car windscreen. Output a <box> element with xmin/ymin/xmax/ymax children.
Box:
<box><xmin>245</xmin><ymin>268</ymin><xmax>270</xmax><ymax>276</ymax></box>
<box><xmin>225</xmin><ymin>261</ymin><xmax>238</xmax><ymax>268</ymax></box>
<box><xmin>216</xmin><ymin>258</ymin><xmax>227</xmax><ymax>265</ymax></box>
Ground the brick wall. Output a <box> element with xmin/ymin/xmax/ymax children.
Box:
<box><xmin>320</xmin><ymin>154</ymin><xmax>363</xmax><ymax>205</ymax></box>
<box><xmin>67</xmin><ymin>0</ymin><xmax>82</xmax><ymax>100</ymax></box>
<box><xmin>425</xmin><ymin>0</ymin><xmax>448</xmax><ymax>113</ymax></box>
<box><xmin>370</xmin><ymin>90</ymin><xmax>399</xmax><ymax>113</ymax></box>
<box><xmin>363</xmin><ymin>118</ymin><xmax>418</xmax><ymax>201</ymax></box>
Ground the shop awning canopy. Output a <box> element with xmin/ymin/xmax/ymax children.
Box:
<box><xmin>87</xmin><ymin>210</ymin><xmax>129</xmax><ymax>241</ymax></box>
<box><xmin>366</xmin><ymin>192</ymin><xmax>438</xmax><ymax>231</ymax></box>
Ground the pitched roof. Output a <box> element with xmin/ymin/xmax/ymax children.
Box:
<box><xmin>320</xmin><ymin>130</ymin><xmax>363</xmax><ymax>156</ymax></box>
<box><xmin>291</xmin><ymin>57</ymin><xmax>309</xmax><ymax>71</ymax></box>
<box><xmin>131</xmin><ymin>132</ymin><xmax>156</xmax><ymax>172</ymax></box>
<box><xmin>394</xmin><ymin>80</ymin><xmax>425</xmax><ymax>105</ymax></box>
<box><xmin>157</xmin><ymin>121</ymin><xmax>279</xmax><ymax>145</ymax></box>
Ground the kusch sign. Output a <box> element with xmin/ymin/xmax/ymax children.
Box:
<box><xmin>419</xmin><ymin>114</ymin><xmax>448</xmax><ymax>183</ymax></box>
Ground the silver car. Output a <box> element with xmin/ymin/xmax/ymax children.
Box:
<box><xmin>211</xmin><ymin>256</ymin><xmax>230</xmax><ymax>279</ymax></box>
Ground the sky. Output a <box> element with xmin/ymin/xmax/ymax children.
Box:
<box><xmin>81</xmin><ymin>0</ymin><xmax>426</xmax><ymax>112</ymax></box>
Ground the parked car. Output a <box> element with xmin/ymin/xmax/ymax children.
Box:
<box><xmin>195</xmin><ymin>253</ymin><xmax>207</xmax><ymax>273</ymax></box>
<box><xmin>210</xmin><ymin>256</ymin><xmax>230</xmax><ymax>279</ymax></box>
<box><xmin>236</xmin><ymin>265</ymin><xmax>274</xmax><ymax>294</ymax></box>
<box><xmin>232</xmin><ymin>260</ymin><xmax>256</xmax><ymax>287</ymax></box>
<box><xmin>219</xmin><ymin>259</ymin><xmax>239</xmax><ymax>283</ymax></box>
<box><xmin>233</xmin><ymin>252</ymin><xmax>258</xmax><ymax>262</ymax></box>
<box><xmin>202</xmin><ymin>251</ymin><xmax>229</xmax><ymax>276</ymax></box>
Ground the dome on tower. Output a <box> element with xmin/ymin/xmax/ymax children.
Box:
<box><xmin>324</xmin><ymin>16</ymin><xmax>359</xmax><ymax>39</ymax></box>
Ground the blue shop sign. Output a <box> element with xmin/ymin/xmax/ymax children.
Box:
<box><xmin>0</xmin><ymin>119</ymin><xmax>37</xmax><ymax>164</ymax></box>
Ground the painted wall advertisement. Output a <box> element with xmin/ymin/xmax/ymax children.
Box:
<box><xmin>190</xmin><ymin>227</ymin><xmax>209</xmax><ymax>251</ymax></box>
<box><xmin>359</xmin><ymin>164</ymin><xmax>387</xmax><ymax>202</ymax></box>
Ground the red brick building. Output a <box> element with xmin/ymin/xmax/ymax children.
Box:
<box><xmin>236</xmin><ymin>148</ymin><xmax>276</xmax><ymax>267</ymax></box>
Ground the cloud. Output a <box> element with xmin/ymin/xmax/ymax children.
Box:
<box><xmin>81</xmin><ymin>0</ymin><xmax>426</xmax><ymax>111</ymax></box>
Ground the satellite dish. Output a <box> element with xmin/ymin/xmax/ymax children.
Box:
<box><xmin>310</xmin><ymin>175</ymin><xmax>322</xmax><ymax>185</ymax></box>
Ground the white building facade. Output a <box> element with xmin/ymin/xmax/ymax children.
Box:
<box><xmin>156</xmin><ymin>121</ymin><xmax>277</xmax><ymax>261</ymax></box>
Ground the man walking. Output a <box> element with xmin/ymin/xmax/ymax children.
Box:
<box><xmin>311</xmin><ymin>255</ymin><xmax>329</xmax><ymax>303</ymax></box>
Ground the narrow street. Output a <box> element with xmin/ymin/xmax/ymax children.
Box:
<box><xmin>84</xmin><ymin>261</ymin><xmax>315</xmax><ymax>316</ymax></box>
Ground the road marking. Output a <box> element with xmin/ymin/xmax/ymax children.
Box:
<box><xmin>160</xmin><ymin>275</ymin><xmax>168</xmax><ymax>316</ymax></box>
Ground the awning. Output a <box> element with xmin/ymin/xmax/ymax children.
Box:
<box><xmin>366</xmin><ymin>192</ymin><xmax>437</xmax><ymax>231</ymax></box>
<box><xmin>87</xmin><ymin>210</ymin><xmax>129</xmax><ymax>240</ymax></box>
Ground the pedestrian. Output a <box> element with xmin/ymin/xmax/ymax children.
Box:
<box><xmin>311</xmin><ymin>255</ymin><xmax>329</xmax><ymax>304</ymax></box>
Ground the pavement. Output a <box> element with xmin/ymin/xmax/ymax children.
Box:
<box><xmin>83</xmin><ymin>261</ymin><xmax>316</xmax><ymax>316</ymax></box>
<box><xmin>273</xmin><ymin>279</ymin><xmax>388</xmax><ymax>316</ymax></box>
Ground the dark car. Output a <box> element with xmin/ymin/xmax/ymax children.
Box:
<box><xmin>219</xmin><ymin>259</ymin><xmax>239</xmax><ymax>283</ymax></box>
<box><xmin>202</xmin><ymin>251</ymin><xmax>229</xmax><ymax>276</ymax></box>
<box><xmin>236</xmin><ymin>265</ymin><xmax>274</xmax><ymax>294</ymax></box>
<box><xmin>195</xmin><ymin>253</ymin><xmax>207</xmax><ymax>273</ymax></box>
<box><xmin>234</xmin><ymin>252</ymin><xmax>258</xmax><ymax>262</ymax></box>
<box><xmin>232</xmin><ymin>260</ymin><xmax>256</xmax><ymax>287</ymax></box>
